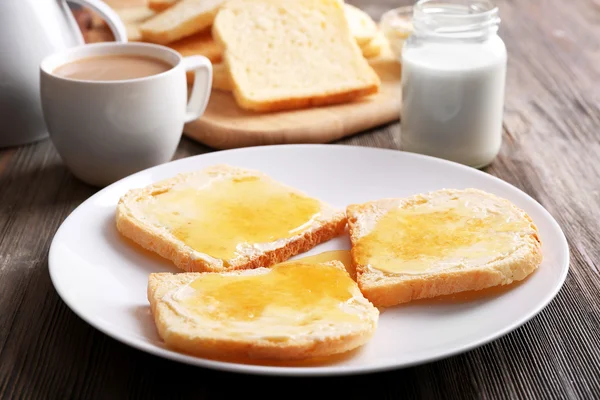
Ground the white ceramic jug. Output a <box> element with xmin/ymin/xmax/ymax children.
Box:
<box><xmin>0</xmin><ymin>0</ymin><xmax>127</xmax><ymax>148</ymax></box>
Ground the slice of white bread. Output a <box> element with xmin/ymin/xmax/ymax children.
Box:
<box><xmin>212</xmin><ymin>0</ymin><xmax>381</xmax><ymax>112</ymax></box>
<box><xmin>347</xmin><ymin>189</ymin><xmax>543</xmax><ymax>307</ymax></box>
<box><xmin>211</xmin><ymin>62</ymin><xmax>233</xmax><ymax>91</ymax></box>
<box><xmin>148</xmin><ymin>0</ymin><xmax>180</xmax><ymax>12</ymax></box>
<box><xmin>116</xmin><ymin>165</ymin><xmax>347</xmax><ymax>273</ymax></box>
<box><xmin>92</xmin><ymin>5</ymin><xmax>155</xmax><ymax>28</ymax></box>
<box><xmin>168</xmin><ymin>31</ymin><xmax>223</xmax><ymax>84</ymax></box>
<box><xmin>148</xmin><ymin>260</ymin><xmax>379</xmax><ymax>361</ymax></box>
<box><xmin>168</xmin><ymin>31</ymin><xmax>222</xmax><ymax>63</ymax></box>
<box><xmin>125</xmin><ymin>24</ymin><xmax>143</xmax><ymax>42</ymax></box>
<box><xmin>91</xmin><ymin>6</ymin><xmax>156</xmax><ymax>42</ymax></box>
<box><xmin>140</xmin><ymin>0</ymin><xmax>226</xmax><ymax>45</ymax></box>
<box><xmin>114</xmin><ymin>6</ymin><xmax>156</xmax><ymax>24</ymax></box>
<box><xmin>360</xmin><ymin>30</ymin><xmax>388</xmax><ymax>59</ymax></box>
<box><xmin>210</xmin><ymin>55</ymin><xmax>395</xmax><ymax>93</ymax></box>
<box><xmin>344</xmin><ymin>3</ymin><xmax>379</xmax><ymax>46</ymax></box>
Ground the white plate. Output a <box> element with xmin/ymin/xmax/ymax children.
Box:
<box><xmin>48</xmin><ymin>145</ymin><xmax>569</xmax><ymax>376</ymax></box>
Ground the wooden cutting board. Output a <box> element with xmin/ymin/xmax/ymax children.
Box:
<box><xmin>184</xmin><ymin>61</ymin><xmax>402</xmax><ymax>149</ymax></box>
<box><xmin>80</xmin><ymin>0</ymin><xmax>402</xmax><ymax>150</ymax></box>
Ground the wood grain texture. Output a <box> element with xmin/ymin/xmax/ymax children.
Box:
<box><xmin>1</xmin><ymin>0</ymin><xmax>600</xmax><ymax>399</ymax></box>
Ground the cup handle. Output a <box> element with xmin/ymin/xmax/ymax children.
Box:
<box><xmin>183</xmin><ymin>56</ymin><xmax>213</xmax><ymax>123</ymax></box>
<box><xmin>66</xmin><ymin>0</ymin><xmax>128</xmax><ymax>43</ymax></box>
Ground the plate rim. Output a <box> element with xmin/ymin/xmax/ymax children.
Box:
<box><xmin>48</xmin><ymin>144</ymin><xmax>570</xmax><ymax>376</ymax></box>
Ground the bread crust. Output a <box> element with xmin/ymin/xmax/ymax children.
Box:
<box><xmin>148</xmin><ymin>0</ymin><xmax>178</xmax><ymax>12</ymax></box>
<box><xmin>360</xmin><ymin>32</ymin><xmax>387</xmax><ymax>59</ymax></box>
<box><xmin>140</xmin><ymin>0</ymin><xmax>224</xmax><ymax>45</ymax></box>
<box><xmin>347</xmin><ymin>189</ymin><xmax>543</xmax><ymax>307</ymax></box>
<box><xmin>116</xmin><ymin>164</ymin><xmax>347</xmax><ymax>273</ymax></box>
<box><xmin>147</xmin><ymin>263</ymin><xmax>378</xmax><ymax>361</ymax></box>
<box><xmin>169</xmin><ymin>31</ymin><xmax>223</xmax><ymax>63</ymax></box>
<box><xmin>343</xmin><ymin>3</ymin><xmax>379</xmax><ymax>46</ymax></box>
<box><xmin>232</xmin><ymin>84</ymin><xmax>380</xmax><ymax>113</ymax></box>
<box><xmin>211</xmin><ymin>63</ymin><xmax>233</xmax><ymax>91</ymax></box>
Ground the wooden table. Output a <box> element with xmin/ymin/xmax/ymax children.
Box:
<box><xmin>1</xmin><ymin>0</ymin><xmax>599</xmax><ymax>398</ymax></box>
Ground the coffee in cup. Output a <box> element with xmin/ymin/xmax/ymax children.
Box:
<box><xmin>40</xmin><ymin>42</ymin><xmax>213</xmax><ymax>187</ymax></box>
<box><xmin>52</xmin><ymin>54</ymin><xmax>172</xmax><ymax>81</ymax></box>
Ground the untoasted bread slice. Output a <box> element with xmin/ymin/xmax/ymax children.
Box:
<box><xmin>116</xmin><ymin>165</ymin><xmax>347</xmax><ymax>273</ymax></box>
<box><xmin>140</xmin><ymin>0</ymin><xmax>226</xmax><ymax>45</ymax></box>
<box><xmin>115</xmin><ymin>6</ymin><xmax>156</xmax><ymax>24</ymax></box>
<box><xmin>168</xmin><ymin>31</ymin><xmax>222</xmax><ymax>62</ymax></box>
<box><xmin>347</xmin><ymin>189</ymin><xmax>543</xmax><ymax>307</ymax></box>
<box><xmin>125</xmin><ymin>24</ymin><xmax>143</xmax><ymax>41</ymax></box>
<box><xmin>363</xmin><ymin>35</ymin><xmax>399</xmax><ymax>69</ymax></box>
<box><xmin>344</xmin><ymin>3</ymin><xmax>379</xmax><ymax>46</ymax></box>
<box><xmin>148</xmin><ymin>0</ymin><xmax>179</xmax><ymax>12</ymax></box>
<box><xmin>169</xmin><ymin>30</ymin><xmax>223</xmax><ymax>83</ymax></box>
<box><xmin>210</xmin><ymin>56</ymin><xmax>395</xmax><ymax>93</ymax></box>
<box><xmin>212</xmin><ymin>0</ymin><xmax>380</xmax><ymax>112</ymax></box>
<box><xmin>211</xmin><ymin>63</ymin><xmax>233</xmax><ymax>91</ymax></box>
<box><xmin>360</xmin><ymin>30</ymin><xmax>388</xmax><ymax>59</ymax></box>
<box><xmin>106</xmin><ymin>6</ymin><xmax>156</xmax><ymax>42</ymax></box>
<box><xmin>148</xmin><ymin>260</ymin><xmax>379</xmax><ymax>361</ymax></box>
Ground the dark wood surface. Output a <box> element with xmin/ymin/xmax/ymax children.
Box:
<box><xmin>2</xmin><ymin>0</ymin><xmax>600</xmax><ymax>398</ymax></box>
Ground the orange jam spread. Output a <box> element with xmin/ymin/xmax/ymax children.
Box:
<box><xmin>143</xmin><ymin>175</ymin><xmax>321</xmax><ymax>262</ymax></box>
<box><xmin>283</xmin><ymin>250</ymin><xmax>352</xmax><ymax>270</ymax></box>
<box><xmin>353</xmin><ymin>197</ymin><xmax>529</xmax><ymax>274</ymax></box>
<box><xmin>181</xmin><ymin>261</ymin><xmax>361</xmax><ymax>324</ymax></box>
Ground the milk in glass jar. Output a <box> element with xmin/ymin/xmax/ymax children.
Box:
<box><xmin>400</xmin><ymin>0</ymin><xmax>507</xmax><ymax>168</ymax></box>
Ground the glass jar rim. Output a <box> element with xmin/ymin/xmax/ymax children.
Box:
<box><xmin>414</xmin><ymin>0</ymin><xmax>498</xmax><ymax>19</ymax></box>
<box><xmin>412</xmin><ymin>0</ymin><xmax>500</xmax><ymax>38</ymax></box>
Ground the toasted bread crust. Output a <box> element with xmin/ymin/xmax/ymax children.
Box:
<box><xmin>147</xmin><ymin>265</ymin><xmax>378</xmax><ymax>361</ymax></box>
<box><xmin>347</xmin><ymin>189</ymin><xmax>543</xmax><ymax>307</ymax></box>
<box><xmin>116</xmin><ymin>165</ymin><xmax>347</xmax><ymax>273</ymax></box>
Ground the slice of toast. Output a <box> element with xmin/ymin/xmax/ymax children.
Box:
<box><xmin>116</xmin><ymin>165</ymin><xmax>347</xmax><ymax>273</ymax></box>
<box><xmin>148</xmin><ymin>260</ymin><xmax>379</xmax><ymax>361</ymax></box>
<box><xmin>140</xmin><ymin>0</ymin><xmax>226</xmax><ymax>45</ymax></box>
<box><xmin>212</xmin><ymin>0</ymin><xmax>381</xmax><ymax>112</ymax></box>
<box><xmin>344</xmin><ymin>3</ymin><xmax>379</xmax><ymax>46</ymax></box>
<box><xmin>347</xmin><ymin>189</ymin><xmax>543</xmax><ymax>307</ymax></box>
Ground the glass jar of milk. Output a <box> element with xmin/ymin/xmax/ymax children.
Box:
<box><xmin>400</xmin><ymin>0</ymin><xmax>507</xmax><ymax>168</ymax></box>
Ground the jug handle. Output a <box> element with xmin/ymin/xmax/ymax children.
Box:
<box><xmin>62</xmin><ymin>0</ymin><xmax>128</xmax><ymax>43</ymax></box>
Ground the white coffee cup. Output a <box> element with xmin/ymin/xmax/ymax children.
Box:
<box><xmin>40</xmin><ymin>42</ymin><xmax>212</xmax><ymax>187</ymax></box>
